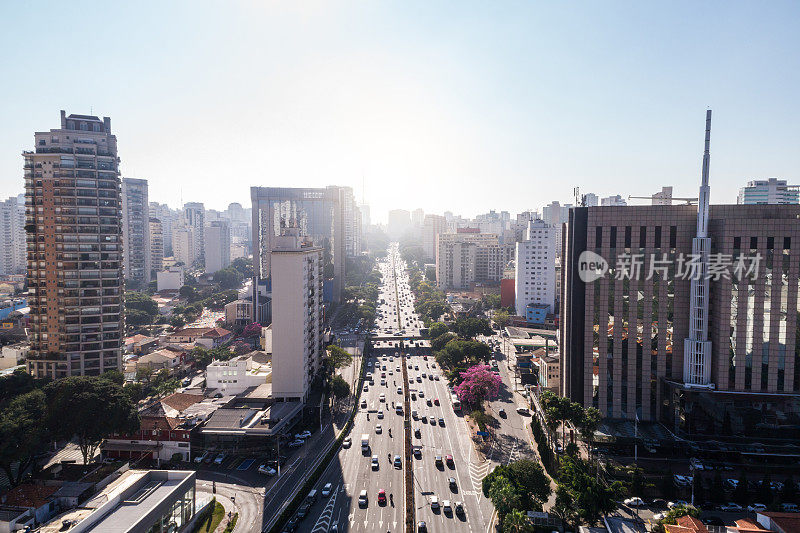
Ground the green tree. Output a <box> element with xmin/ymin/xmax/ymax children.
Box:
<box><xmin>45</xmin><ymin>377</ymin><xmax>139</xmax><ymax>464</ymax></box>
<box><xmin>451</xmin><ymin>317</ymin><xmax>493</xmax><ymax>339</ymax></box>
<box><xmin>136</xmin><ymin>366</ymin><xmax>155</xmax><ymax>386</ymax></box>
<box><xmin>170</xmin><ymin>315</ymin><xmax>186</xmax><ymax>328</ymax></box>
<box><xmin>100</xmin><ymin>369</ymin><xmax>125</xmax><ymax>385</ymax></box>
<box><xmin>123</xmin><ymin>382</ymin><xmax>145</xmax><ymax>403</ymax></box>
<box><xmin>431</xmin><ymin>332</ymin><xmax>457</xmax><ymax>352</ymax></box>
<box><xmin>0</xmin><ymin>369</ymin><xmax>38</xmax><ymax>407</ymax></box>
<box><xmin>579</xmin><ymin>406</ymin><xmax>602</xmax><ymax>451</ymax></box>
<box><xmin>0</xmin><ymin>390</ymin><xmax>49</xmax><ymax>486</ymax></box>
<box><xmin>327</xmin><ymin>345</ymin><xmax>353</xmax><ymax>373</ymax></box>
<box><xmin>330</xmin><ymin>375</ymin><xmax>350</xmax><ymax>403</ymax></box>
<box><xmin>435</xmin><ymin>338</ymin><xmax>491</xmax><ymax>369</ymax></box>
<box><xmin>502</xmin><ymin>509</ymin><xmax>534</xmax><ymax>533</ymax></box>
<box><xmin>493</xmin><ymin>309</ymin><xmax>511</xmax><ymax>329</ymax></box>
<box><xmin>125</xmin><ymin>291</ymin><xmax>159</xmax><ymax>316</ymax></box>
<box><xmin>488</xmin><ymin>476</ymin><xmax>522</xmax><ymax>518</ymax></box>
<box><xmin>126</xmin><ymin>309</ymin><xmax>152</xmax><ymax>327</ymax></box>
<box><xmin>230</xmin><ymin>257</ymin><xmax>254</xmax><ymax>279</ymax></box>
<box><xmin>428</xmin><ymin>322</ymin><xmax>449</xmax><ymax>340</ymax></box>
<box><xmin>213</xmin><ymin>267</ymin><xmax>244</xmax><ymax>290</ymax></box>
<box><xmin>653</xmin><ymin>505</ymin><xmax>701</xmax><ymax>533</ymax></box>
<box><xmin>178</xmin><ymin>285</ymin><xmax>198</xmax><ymax>301</ymax></box>
<box><xmin>556</xmin><ymin>455</ymin><xmax>624</xmax><ymax>526</ymax></box>
<box><xmin>507</xmin><ymin>459</ymin><xmax>552</xmax><ymax>510</ymax></box>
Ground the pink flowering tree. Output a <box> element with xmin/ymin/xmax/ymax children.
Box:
<box><xmin>242</xmin><ymin>322</ymin><xmax>263</xmax><ymax>338</ymax></box>
<box><xmin>454</xmin><ymin>365</ymin><xmax>502</xmax><ymax>408</ymax></box>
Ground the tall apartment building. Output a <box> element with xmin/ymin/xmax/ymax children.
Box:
<box><xmin>121</xmin><ymin>178</ymin><xmax>151</xmax><ymax>288</ymax></box>
<box><xmin>204</xmin><ymin>220</ymin><xmax>231</xmax><ymax>274</ymax></box>
<box><xmin>251</xmin><ymin>186</ymin><xmax>350</xmax><ymax>312</ymax></box>
<box><xmin>738</xmin><ymin>178</ymin><xmax>800</xmax><ymax>205</ymax></box>
<box><xmin>341</xmin><ymin>186</ymin><xmax>362</xmax><ymax>257</ymax></box>
<box><xmin>182</xmin><ymin>202</ymin><xmax>205</xmax><ymax>265</ymax></box>
<box><xmin>149</xmin><ymin>202</ymin><xmax>176</xmax><ymax>256</ymax></box>
<box><xmin>24</xmin><ymin>111</ymin><xmax>124</xmax><ymax>378</ymax></box>
<box><xmin>149</xmin><ymin>217</ymin><xmax>164</xmax><ymax>274</ymax></box>
<box><xmin>435</xmin><ymin>231</ymin><xmax>502</xmax><ymax>290</ymax></box>
<box><xmin>359</xmin><ymin>203</ymin><xmax>371</xmax><ymax>229</ymax></box>
<box><xmin>601</xmin><ymin>194</ymin><xmax>627</xmax><ymax>206</ymax></box>
<box><xmin>542</xmin><ymin>201</ymin><xmax>572</xmax><ymax>258</ymax></box>
<box><xmin>0</xmin><ymin>195</ymin><xmax>26</xmax><ymax>275</ymax></box>
<box><xmin>515</xmin><ymin>219</ymin><xmax>556</xmax><ymax>324</ymax></box>
<box><xmin>172</xmin><ymin>226</ymin><xmax>196</xmax><ymax>267</ymax></box>
<box><xmin>270</xmin><ymin>228</ymin><xmax>323</xmax><ymax>402</ymax></box>
<box><xmin>422</xmin><ymin>214</ymin><xmax>447</xmax><ymax>261</ymax></box>
<box><xmin>583</xmin><ymin>193</ymin><xmax>599</xmax><ymax>207</ymax></box>
<box><xmin>388</xmin><ymin>209</ymin><xmax>411</xmax><ymax>239</ymax></box>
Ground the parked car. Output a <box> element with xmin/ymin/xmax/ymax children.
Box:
<box><xmin>322</xmin><ymin>483</ymin><xmax>332</xmax><ymax>497</ymax></box>
<box><xmin>624</xmin><ymin>497</ymin><xmax>646</xmax><ymax>507</ymax></box>
<box><xmin>287</xmin><ymin>440</ymin><xmax>305</xmax><ymax>448</ymax></box>
<box><xmin>747</xmin><ymin>503</ymin><xmax>767</xmax><ymax>513</ymax></box>
<box><xmin>213</xmin><ymin>453</ymin><xmax>225</xmax><ymax>465</ymax></box>
<box><xmin>295</xmin><ymin>430</ymin><xmax>312</xmax><ymax>439</ymax></box>
<box><xmin>258</xmin><ymin>464</ymin><xmax>276</xmax><ymax>475</ymax></box>
<box><xmin>718</xmin><ymin>503</ymin><xmax>743</xmax><ymax>512</ymax></box>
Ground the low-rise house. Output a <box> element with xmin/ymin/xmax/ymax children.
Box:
<box><xmin>124</xmin><ymin>346</ymin><xmax>189</xmax><ymax>380</ymax></box>
<box><xmin>0</xmin><ymin>343</ymin><xmax>28</xmax><ymax>370</ymax></box>
<box><xmin>205</xmin><ymin>352</ymin><xmax>271</xmax><ymax>396</ymax></box>
<box><xmin>224</xmin><ymin>299</ymin><xmax>253</xmax><ymax>327</ymax></box>
<box><xmin>123</xmin><ymin>334</ymin><xmax>159</xmax><ymax>355</ymax></box>
<box><xmin>163</xmin><ymin>327</ymin><xmax>232</xmax><ymax>349</ymax></box>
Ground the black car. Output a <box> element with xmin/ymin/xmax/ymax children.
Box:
<box><xmin>498</xmin><ymin>408</ymin><xmax>506</xmax><ymax>418</ymax></box>
<box><xmin>417</xmin><ymin>521</ymin><xmax>427</xmax><ymax>533</ymax></box>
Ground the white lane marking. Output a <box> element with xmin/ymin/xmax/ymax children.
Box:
<box><xmin>310</xmin><ymin>486</ymin><xmax>339</xmax><ymax>532</ymax></box>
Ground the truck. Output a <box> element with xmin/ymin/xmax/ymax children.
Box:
<box><xmin>361</xmin><ymin>434</ymin><xmax>369</xmax><ymax>451</ymax></box>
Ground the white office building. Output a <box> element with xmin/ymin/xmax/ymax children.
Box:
<box><xmin>601</xmin><ymin>194</ymin><xmax>627</xmax><ymax>206</ymax></box>
<box><xmin>270</xmin><ymin>228</ymin><xmax>323</xmax><ymax>402</ymax></box>
<box><xmin>0</xmin><ymin>195</ymin><xmax>26</xmax><ymax>275</ymax></box>
<box><xmin>182</xmin><ymin>202</ymin><xmax>205</xmax><ymax>265</ymax></box>
<box><xmin>542</xmin><ymin>201</ymin><xmax>571</xmax><ymax>257</ymax></box>
<box><xmin>515</xmin><ymin>219</ymin><xmax>556</xmax><ymax>324</ymax></box>
<box><xmin>422</xmin><ymin>214</ymin><xmax>447</xmax><ymax>261</ymax></box>
<box><xmin>737</xmin><ymin>178</ymin><xmax>800</xmax><ymax>205</ymax></box>
<box><xmin>157</xmin><ymin>265</ymin><xmax>185</xmax><ymax>292</ymax></box>
<box><xmin>204</xmin><ymin>220</ymin><xmax>231</xmax><ymax>274</ymax></box>
<box><xmin>206</xmin><ymin>354</ymin><xmax>271</xmax><ymax>396</ymax></box>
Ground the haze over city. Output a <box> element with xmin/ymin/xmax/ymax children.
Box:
<box><xmin>2</xmin><ymin>1</ymin><xmax>799</xmax><ymax>221</ymax></box>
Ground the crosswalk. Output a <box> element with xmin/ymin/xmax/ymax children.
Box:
<box><xmin>310</xmin><ymin>486</ymin><xmax>339</xmax><ymax>533</ymax></box>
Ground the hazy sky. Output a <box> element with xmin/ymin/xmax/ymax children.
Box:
<box><xmin>1</xmin><ymin>1</ymin><xmax>799</xmax><ymax>222</ymax></box>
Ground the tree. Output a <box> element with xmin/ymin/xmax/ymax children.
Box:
<box><xmin>431</xmin><ymin>332</ymin><xmax>457</xmax><ymax>352</ymax></box>
<box><xmin>552</xmin><ymin>484</ymin><xmax>580</xmax><ymax>527</ymax></box>
<box><xmin>436</xmin><ymin>338</ymin><xmax>491</xmax><ymax>369</ymax></box>
<box><xmin>178</xmin><ymin>285</ymin><xmax>198</xmax><ymax>301</ymax></box>
<box><xmin>170</xmin><ymin>315</ymin><xmax>186</xmax><ymax>328</ymax></box>
<box><xmin>101</xmin><ymin>369</ymin><xmax>125</xmax><ymax>385</ymax></box>
<box><xmin>125</xmin><ymin>291</ymin><xmax>158</xmax><ymax>316</ymax></box>
<box><xmin>579</xmin><ymin>407</ymin><xmax>602</xmax><ymax>450</ymax></box>
<box><xmin>136</xmin><ymin>366</ymin><xmax>155</xmax><ymax>386</ymax></box>
<box><xmin>0</xmin><ymin>369</ymin><xmax>38</xmax><ymax>407</ymax></box>
<box><xmin>494</xmin><ymin>309</ymin><xmax>511</xmax><ymax>330</ymax></box>
<box><xmin>428</xmin><ymin>322</ymin><xmax>449</xmax><ymax>340</ymax></box>
<box><xmin>732</xmin><ymin>472</ymin><xmax>750</xmax><ymax>504</ymax></box>
<box><xmin>213</xmin><ymin>267</ymin><xmax>244</xmax><ymax>290</ymax></box>
<box><xmin>506</xmin><ymin>459</ymin><xmax>552</xmax><ymax>510</ymax></box>
<box><xmin>653</xmin><ymin>504</ymin><xmax>701</xmax><ymax>533</ymax></box>
<box><xmin>488</xmin><ymin>476</ymin><xmax>522</xmax><ymax>518</ymax></box>
<box><xmin>454</xmin><ymin>365</ymin><xmax>502</xmax><ymax>408</ymax></box>
<box><xmin>45</xmin><ymin>377</ymin><xmax>139</xmax><ymax>464</ymax></box>
<box><xmin>451</xmin><ymin>317</ymin><xmax>493</xmax><ymax>339</ymax></box>
<box><xmin>0</xmin><ymin>390</ymin><xmax>49</xmax><ymax>486</ymax></box>
<box><xmin>502</xmin><ymin>509</ymin><xmax>534</xmax><ymax>533</ymax></box>
<box><xmin>230</xmin><ymin>257</ymin><xmax>254</xmax><ymax>279</ymax></box>
<box><xmin>326</xmin><ymin>345</ymin><xmax>353</xmax><ymax>372</ymax></box>
<box><xmin>556</xmin><ymin>455</ymin><xmax>624</xmax><ymax>526</ymax></box>
<box><xmin>330</xmin><ymin>375</ymin><xmax>350</xmax><ymax>402</ymax></box>
<box><xmin>242</xmin><ymin>322</ymin><xmax>263</xmax><ymax>338</ymax></box>
<box><xmin>126</xmin><ymin>309</ymin><xmax>152</xmax><ymax>327</ymax></box>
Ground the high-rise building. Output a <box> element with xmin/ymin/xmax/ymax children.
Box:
<box><xmin>387</xmin><ymin>209</ymin><xmax>411</xmax><ymax>239</ymax></box>
<box><xmin>583</xmin><ymin>193</ymin><xmax>599</xmax><ymax>207</ymax></box>
<box><xmin>270</xmin><ymin>228</ymin><xmax>323</xmax><ymax>402</ymax></box>
<box><xmin>226</xmin><ymin>202</ymin><xmax>247</xmax><ymax>222</ymax></box>
<box><xmin>542</xmin><ymin>201</ymin><xmax>572</xmax><ymax>258</ymax></box>
<box><xmin>149</xmin><ymin>217</ymin><xmax>164</xmax><ymax>274</ymax></box>
<box><xmin>359</xmin><ymin>203</ymin><xmax>371</xmax><ymax>228</ymax></box>
<box><xmin>515</xmin><ymin>219</ymin><xmax>556</xmax><ymax>324</ymax></box>
<box><xmin>24</xmin><ymin>111</ymin><xmax>123</xmax><ymax>378</ymax></box>
<box><xmin>204</xmin><ymin>220</ymin><xmax>231</xmax><ymax>274</ymax></box>
<box><xmin>737</xmin><ymin>178</ymin><xmax>800</xmax><ymax>205</ymax></box>
<box><xmin>149</xmin><ymin>202</ymin><xmax>176</xmax><ymax>256</ymax></box>
<box><xmin>411</xmin><ymin>208</ymin><xmax>425</xmax><ymax>228</ymax></box>
<box><xmin>435</xmin><ymin>231</ymin><xmax>502</xmax><ymax>290</ymax></box>
<box><xmin>251</xmin><ymin>186</ymin><xmax>350</xmax><ymax>313</ymax></box>
<box><xmin>173</xmin><ymin>226</ymin><xmax>196</xmax><ymax>267</ymax></box>
<box><xmin>422</xmin><ymin>214</ymin><xmax>447</xmax><ymax>261</ymax></box>
<box><xmin>601</xmin><ymin>194</ymin><xmax>627</xmax><ymax>206</ymax></box>
<box><xmin>341</xmin><ymin>186</ymin><xmax>361</xmax><ymax>257</ymax></box>
<box><xmin>182</xmin><ymin>202</ymin><xmax>205</xmax><ymax>265</ymax></box>
<box><xmin>0</xmin><ymin>195</ymin><xmax>26</xmax><ymax>275</ymax></box>
<box><xmin>121</xmin><ymin>178</ymin><xmax>151</xmax><ymax>288</ymax></box>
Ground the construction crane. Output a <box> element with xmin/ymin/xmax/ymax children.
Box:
<box><xmin>628</xmin><ymin>194</ymin><xmax>698</xmax><ymax>205</ymax></box>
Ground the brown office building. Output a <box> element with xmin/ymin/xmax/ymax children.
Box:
<box><xmin>560</xmin><ymin>204</ymin><xmax>800</xmax><ymax>440</ymax></box>
<box><xmin>24</xmin><ymin>111</ymin><xmax>124</xmax><ymax>378</ymax></box>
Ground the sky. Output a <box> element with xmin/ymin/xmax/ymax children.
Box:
<box><xmin>1</xmin><ymin>1</ymin><xmax>799</xmax><ymax>223</ymax></box>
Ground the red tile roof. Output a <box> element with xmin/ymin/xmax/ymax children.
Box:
<box><xmin>161</xmin><ymin>392</ymin><xmax>204</xmax><ymax>412</ymax></box>
<box><xmin>762</xmin><ymin>512</ymin><xmax>800</xmax><ymax>533</ymax></box>
<box><xmin>203</xmin><ymin>327</ymin><xmax>231</xmax><ymax>338</ymax></box>
<box><xmin>1</xmin><ymin>484</ymin><xmax>59</xmax><ymax>509</ymax></box>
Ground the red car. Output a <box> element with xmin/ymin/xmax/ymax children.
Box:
<box><xmin>434</xmin><ymin>398</ymin><xmax>440</xmax><ymax>406</ymax></box>
<box><xmin>445</xmin><ymin>455</ymin><xmax>454</xmax><ymax>468</ymax></box>
<box><xmin>378</xmin><ymin>489</ymin><xmax>387</xmax><ymax>505</ymax></box>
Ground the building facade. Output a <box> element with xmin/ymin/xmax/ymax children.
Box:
<box><xmin>121</xmin><ymin>177</ymin><xmax>151</xmax><ymax>288</ymax></box>
<box><xmin>173</xmin><ymin>226</ymin><xmax>196</xmax><ymax>267</ymax></box>
<box><xmin>150</xmin><ymin>217</ymin><xmax>164</xmax><ymax>274</ymax></box>
<box><xmin>542</xmin><ymin>201</ymin><xmax>572</xmax><ymax>258</ymax></box>
<box><xmin>0</xmin><ymin>195</ymin><xmax>26</xmax><ymax>275</ymax></box>
<box><xmin>422</xmin><ymin>214</ymin><xmax>446</xmax><ymax>262</ymax></box>
<box><xmin>24</xmin><ymin>111</ymin><xmax>124</xmax><ymax>378</ymax></box>
<box><xmin>270</xmin><ymin>228</ymin><xmax>323</xmax><ymax>402</ymax></box>
<box><xmin>150</xmin><ymin>201</ymin><xmax>176</xmax><ymax>256</ymax></box>
<box><xmin>560</xmin><ymin>204</ymin><xmax>800</xmax><ymax>439</ymax></box>
<box><xmin>435</xmin><ymin>231</ymin><xmax>502</xmax><ymax>290</ymax></box>
<box><xmin>515</xmin><ymin>219</ymin><xmax>556</xmax><ymax>324</ymax></box>
<box><xmin>738</xmin><ymin>178</ymin><xmax>800</xmax><ymax>205</ymax></box>
<box><xmin>204</xmin><ymin>220</ymin><xmax>231</xmax><ymax>274</ymax></box>
<box><xmin>182</xmin><ymin>202</ymin><xmax>205</xmax><ymax>265</ymax></box>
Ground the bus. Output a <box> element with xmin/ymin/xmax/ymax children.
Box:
<box><xmin>451</xmin><ymin>394</ymin><xmax>461</xmax><ymax>413</ymax></box>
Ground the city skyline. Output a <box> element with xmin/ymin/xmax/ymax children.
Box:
<box><xmin>2</xmin><ymin>2</ymin><xmax>799</xmax><ymax>222</ymax></box>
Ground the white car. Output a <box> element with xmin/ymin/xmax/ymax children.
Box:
<box><xmin>747</xmin><ymin>503</ymin><xmax>767</xmax><ymax>512</ymax></box>
<box><xmin>431</xmin><ymin>496</ymin><xmax>440</xmax><ymax>510</ymax></box>
<box><xmin>322</xmin><ymin>483</ymin><xmax>332</xmax><ymax>497</ymax></box>
<box><xmin>295</xmin><ymin>430</ymin><xmax>312</xmax><ymax>439</ymax></box>
<box><xmin>377</xmin><ymin>410</ymin><xmax>384</xmax><ymax>419</ymax></box>
<box><xmin>376</xmin><ymin>424</ymin><xmax>382</xmax><ymax>434</ymax></box>
<box><xmin>258</xmin><ymin>464</ymin><xmax>276</xmax><ymax>475</ymax></box>
<box><xmin>719</xmin><ymin>503</ymin><xmax>743</xmax><ymax>512</ymax></box>
<box><xmin>624</xmin><ymin>497</ymin><xmax>646</xmax><ymax>507</ymax></box>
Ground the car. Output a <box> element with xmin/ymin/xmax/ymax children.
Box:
<box><xmin>434</xmin><ymin>375</ymin><xmax>440</xmax><ymax>381</ymax></box>
<box><xmin>782</xmin><ymin>503</ymin><xmax>799</xmax><ymax>512</ymax></box>
<box><xmin>443</xmin><ymin>500</ymin><xmax>452</xmax><ymax>514</ymax></box>
<box><xmin>213</xmin><ymin>453</ymin><xmax>225</xmax><ymax>465</ymax></box>
<box><xmin>434</xmin><ymin>398</ymin><xmax>440</xmax><ymax>405</ymax></box>
<box><xmin>418</xmin><ymin>390</ymin><xmax>425</xmax><ymax>397</ymax></box>
<box><xmin>397</xmin><ymin>387</ymin><xmax>403</xmax><ymax>394</ymax></box>
<box><xmin>703</xmin><ymin>517</ymin><xmax>725</xmax><ymax>526</ymax></box>
<box><xmin>673</xmin><ymin>474</ymin><xmax>691</xmax><ymax>487</ymax></box>
<box><xmin>449</xmin><ymin>477</ymin><xmax>457</xmax><ymax>490</ymax></box>
<box><xmin>435</xmin><ymin>456</ymin><xmax>443</xmax><ymax>468</ymax></box>
<box><xmin>624</xmin><ymin>497</ymin><xmax>646</xmax><ymax>507</ymax></box>
<box><xmin>426</xmin><ymin>398</ymin><xmax>432</xmax><ymax>406</ymax></box>
<box><xmin>415</xmin><ymin>428</ymin><xmax>421</xmax><ymax>438</ymax></box>
<box><xmin>379</xmin><ymin>393</ymin><xmax>386</xmax><ymax>402</ymax></box>
<box><xmin>417</xmin><ymin>521</ymin><xmax>427</xmax><ymax>533</ymax></box>
<box><xmin>416</xmin><ymin>376</ymin><xmax>422</xmax><ymax>383</ymax></box>
<box><xmin>726</xmin><ymin>478</ymin><xmax>740</xmax><ymax>489</ymax></box>
<box><xmin>363</xmin><ymin>384</ymin><xmax>369</xmax><ymax>392</ymax></box>
<box><xmin>454</xmin><ymin>501</ymin><xmax>464</xmax><ymax>516</ymax></box>
<box><xmin>343</xmin><ymin>436</ymin><xmax>351</xmax><ymax>448</ymax></box>
<box><xmin>378</xmin><ymin>410</ymin><xmax>384</xmax><ymax>419</ymax></box>
<box><xmin>361</xmin><ymin>399</ymin><xmax>367</xmax><ymax>408</ymax></box>
<box><xmin>748</xmin><ymin>503</ymin><xmax>768</xmax><ymax>512</ymax></box>
<box><xmin>431</xmin><ymin>496</ymin><xmax>440</xmax><ymax>510</ymax></box>
<box><xmin>413</xmin><ymin>446</ymin><xmax>422</xmax><ymax>458</ymax></box>
<box><xmin>396</xmin><ymin>405</ymin><xmax>403</xmax><ymax>414</ymax></box>
<box><xmin>288</xmin><ymin>440</ymin><xmax>304</xmax><ymax>448</ymax></box>
<box><xmin>394</xmin><ymin>455</ymin><xmax>402</xmax><ymax>468</ymax></box>
<box><xmin>412</xmin><ymin>410</ymin><xmax>418</xmax><ymax>419</ymax></box>
<box><xmin>415</xmin><ymin>365</ymin><xmax>419</xmax><ymax>370</ymax></box>
<box><xmin>376</xmin><ymin>424</ymin><xmax>382</xmax><ymax>434</ymax></box>
<box><xmin>438</xmin><ymin>417</ymin><xmax>445</xmax><ymax>426</ymax></box>
<box><xmin>284</xmin><ymin>516</ymin><xmax>299</xmax><ymax>531</ymax></box>
<box><xmin>358</xmin><ymin>490</ymin><xmax>368</xmax><ymax>507</ymax></box>
<box><xmin>378</xmin><ymin>489</ymin><xmax>387</xmax><ymax>505</ymax></box>
<box><xmin>429</xmin><ymin>415</ymin><xmax>436</xmax><ymax>424</ymax></box>
<box><xmin>719</xmin><ymin>502</ymin><xmax>744</xmax><ymax>512</ymax></box>
<box><xmin>321</xmin><ymin>483</ymin><xmax>332</xmax><ymax>497</ymax></box>
<box><xmin>295</xmin><ymin>430</ymin><xmax>312</xmax><ymax>439</ymax></box>
<box><xmin>182</xmin><ymin>377</ymin><xmax>191</xmax><ymax>386</ymax></box>
<box><xmin>258</xmin><ymin>464</ymin><xmax>277</xmax><ymax>475</ymax></box>
<box><xmin>194</xmin><ymin>452</ymin><xmax>208</xmax><ymax>464</ymax></box>
<box><xmin>516</xmin><ymin>407</ymin><xmax>530</xmax><ymax>415</ymax></box>
<box><xmin>668</xmin><ymin>500</ymin><xmax>691</xmax><ymax>509</ymax></box>
<box><xmin>429</xmin><ymin>374</ymin><xmax>434</xmax><ymax>380</ymax></box>
<box><xmin>445</xmin><ymin>455</ymin><xmax>454</xmax><ymax>468</ymax></box>
<box><xmin>296</xmin><ymin>502</ymin><xmax>311</xmax><ymax>518</ymax></box>
<box><xmin>498</xmin><ymin>408</ymin><xmax>507</xmax><ymax>418</ymax></box>
<box><xmin>422</xmin><ymin>372</ymin><xmax>427</xmax><ymax>378</ymax></box>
